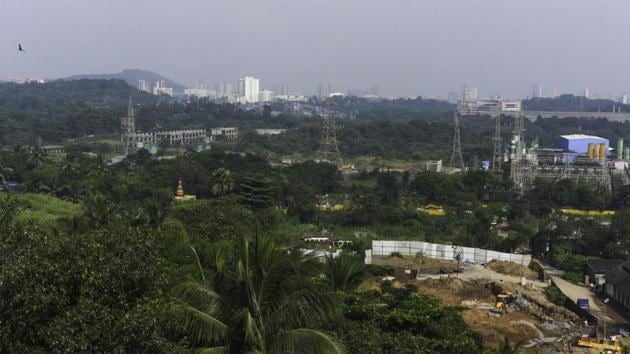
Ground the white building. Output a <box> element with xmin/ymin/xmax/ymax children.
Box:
<box><xmin>255</xmin><ymin>128</ymin><xmax>287</xmax><ymax>136</ymax></box>
<box><xmin>153</xmin><ymin>81</ymin><xmax>174</xmax><ymax>96</ymax></box>
<box><xmin>533</xmin><ymin>83</ymin><xmax>543</xmax><ymax>98</ymax></box>
<box><xmin>238</xmin><ymin>76</ymin><xmax>260</xmax><ymax>103</ymax></box>
<box><xmin>8</xmin><ymin>78</ymin><xmax>44</xmax><ymax>84</ymax></box>
<box><xmin>458</xmin><ymin>100</ymin><xmax>522</xmax><ymax>116</ymax></box>
<box><xmin>461</xmin><ymin>87</ymin><xmax>478</xmax><ymax>102</ymax></box>
<box><xmin>259</xmin><ymin>90</ymin><xmax>274</xmax><ymax>102</ymax></box>
<box><xmin>184</xmin><ymin>88</ymin><xmax>216</xmax><ymax>98</ymax></box>
<box><xmin>583</xmin><ymin>88</ymin><xmax>590</xmax><ymax>99</ymax></box>
<box><xmin>211</xmin><ymin>127</ymin><xmax>239</xmax><ymax>141</ymax></box>
<box><xmin>138</xmin><ymin>80</ymin><xmax>151</xmax><ymax>93</ymax></box>
<box><xmin>217</xmin><ymin>82</ymin><xmax>233</xmax><ymax>98</ymax></box>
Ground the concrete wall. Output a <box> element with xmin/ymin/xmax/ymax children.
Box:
<box><xmin>370</xmin><ymin>240</ymin><xmax>531</xmax><ymax>266</ymax></box>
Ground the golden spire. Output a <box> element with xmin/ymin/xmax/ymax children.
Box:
<box><xmin>176</xmin><ymin>179</ymin><xmax>185</xmax><ymax>197</ymax></box>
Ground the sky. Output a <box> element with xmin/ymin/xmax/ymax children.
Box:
<box><xmin>1</xmin><ymin>0</ymin><xmax>629</xmax><ymax>98</ymax></box>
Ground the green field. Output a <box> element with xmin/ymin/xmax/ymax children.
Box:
<box><xmin>3</xmin><ymin>193</ymin><xmax>83</xmax><ymax>227</ymax></box>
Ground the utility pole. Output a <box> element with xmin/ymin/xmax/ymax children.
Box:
<box><xmin>449</xmin><ymin>110</ymin><xmax>465</xmax><ymax>172</ymax></box>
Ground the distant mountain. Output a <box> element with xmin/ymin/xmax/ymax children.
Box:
<box><xmin>64</xmin><ymin>69</ymin><xmax>186</xmax><ymax>94</ymax></box>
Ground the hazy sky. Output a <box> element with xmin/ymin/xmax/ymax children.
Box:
<box><xmin>1</xmin><ymin>0</ymin><xmax>629</xmax><ymax>98</ymax></box>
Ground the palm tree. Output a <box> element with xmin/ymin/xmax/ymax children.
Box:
<box><xmin>29</xmin><ymin>144</ymin><xmax>45</xmax><ymax>168</ymax></box>
<box><xmin>211</xmin><ymin>168</ymin><xmax>235</xmax><ymax>197</ymax></box>
<box><xmin>324</xmin><ymin>253</ymin><xmax>367</xmax><ymax>292</ymax></box>
<box><xmin>174</xmin><ymin>236</ymin><xmax>345</xmax><ymax>354</ymax></box>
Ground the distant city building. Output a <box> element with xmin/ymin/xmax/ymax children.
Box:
<box><xmin>533</xmin><ymin>83</ymin><xmax>543</xmax><ymax>98</ymax></box>
<box><xmin>153</xmin><ymin>81</ymin><xmax>174</xmax><ymax>96</ymax></box>
<box><xmin>461</xmin><ymin>87</ymin><xmax>478</xmax><ymax>102</ymax></box>
<box><xmin>426</xmin><ymin>160</ymin><xmax>443</xmax><ymax>172</ymax></box>
<box><xmin>8</xmin><ymin>78</ymin><xmax>44</xmax><ymax>84</ymax></box>
<box><xmin>328</xmin><ymin>92</ymin><xmax>345</xmax><ymax>98</ymax></box>
<box><xmin>255</xmin><ymin>128</ymin><xmax>287</xmax><ymax>136</ymax></box>
<box><xmin>138</xmin><ymin>80</ymin><xmax>151</xmax><ymax>93</ymax></box>
<box><xmin>211</xmin><ymin>127</ymin><xmax>239</xmax><ymax>141</ymax></box>
<box><xmin>458</xmin><ymin>100</ymin><xmax>521</xmax><ymax>116</ymax></box>
<box><xmin>41</xmin><ymin>145</ymin><xmax>65</xmax><ymax>155</ymax></box>
<box><xmin>258</xmin><ymin>90</ymin><xmax>274</xmax><ymax>102</ymax></box>
<box><xmin>216</xmin><ymin>82</ymin><xmax>233</xmax><ymax>97</ymax></box>
<box><xmin>617</xmin><ymin>94</ymin><xmax>628</xmax><ymax>104</ymax></box>
<box><xmin>133</xmin><ymin>129</ymin><xmax>207</xmax><ymax>146</ymax></box>
<box><xmin>274</xmin><ymin>94</ymin><xmax>307</xmax><ymax>102</ymax></box>
<box><xmin>184</xmin><ymin>86</ymin><xmax>216</xmax><ymax>98</ymax></box>
<box><xmin>238</xmin><ymin>76</ymin><xmax>260</xmax><ymax>103</ymax></box>
<box><xmin>583</xmin><ymin>88</ymin><xmax>591</xmax><ymax>99</ymax></box>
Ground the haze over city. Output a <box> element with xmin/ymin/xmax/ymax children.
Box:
<box><xmin>1</xmin><ymin>0</ymin><xmax>630</xmax><ymax>98</ymax></box>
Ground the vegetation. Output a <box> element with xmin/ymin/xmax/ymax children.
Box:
<box><xmin>3</xmin><ymin>83</ymin><xmax>630</xmax><ymax>351</ymax></box>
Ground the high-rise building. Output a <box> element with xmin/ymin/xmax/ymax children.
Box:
<box><xmin>153</xmin><ymin>81</ymin><xmax>174</xmax><ymax>96</ymax></box>
<box><xmin>461</xmin><ymin>86</ymin><xmax>478</xmax><ymax>101</ymax></box>
<box><xmin>238</xmin><ymin>76</ymin><xmax>260</xmax><ymax>103</ymax></box>
<box><xmin>533</xmin><ymin>83</ymin><xmax>543</xmax><ymax>98</ymax></box>
<box><xmin>138</xmin><ymin>80</ymin><xmax>151</xmax><ymax>93</ymax></box>
<box><xmin>583</xmin><ymin>88</ymin><xmax>591</xmax><ymax>99</ymax></box>
<box><xmin>217</xmin><ymin>82</ymin><xmax>233</xmax><ymax>97</ymax></box>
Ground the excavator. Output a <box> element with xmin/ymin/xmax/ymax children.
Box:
<box><xmin>490</xmin><ymin>291</ymin><xmax>514</xmax><ymax>316</ymax></box>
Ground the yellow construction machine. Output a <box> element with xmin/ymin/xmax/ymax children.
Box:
<box><xmin>577</xmin><ymin>334</ymin><xmax>623</xmax><ymax>353</ymax></box>
<box><xmin>490</xmin><ymin>291</ymin><xmax>514</xmax><ymax>316</ymax></box>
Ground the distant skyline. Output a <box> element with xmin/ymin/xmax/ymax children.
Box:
<box><xmin>1</xmin><ymin>0</ymin><xmax>630</xmax><ymax>98</ymax></box>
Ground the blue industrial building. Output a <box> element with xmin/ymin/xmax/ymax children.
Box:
<box><xmin>559</xmin><ymin>134</ymin><xmax>609</xmax><ymax>156</ymax></box>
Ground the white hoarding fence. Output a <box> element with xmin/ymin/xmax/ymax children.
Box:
<box><xmin>370</xmin><ymin>240</ymin><xmax>531</xmax><ymax>266</ymax></box>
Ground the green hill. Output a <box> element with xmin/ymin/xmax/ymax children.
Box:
<box><xmin>65</xmin><ymin>69</ymin><xmax>186</xmax><ymax>94</ymax></box>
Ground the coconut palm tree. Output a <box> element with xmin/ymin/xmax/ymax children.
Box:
<box><xmin>323</xmin><ymin>253</ymin><xmax>367</xmax><ymax>292</ymax></box>
<box><xmin>29</xmin><ymin>144</ymin><xmax>45</xmax><ymax>168</ymax></box>
<box><xmin>174</xmin><ymin>236</ymin><xmax>345</xmax><ymax>354</ymax></box>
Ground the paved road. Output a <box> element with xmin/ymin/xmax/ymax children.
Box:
<box><xmin>540</xmin><ymin>262</ymin><xmax>628</xmax><ymax>327</ymax></box>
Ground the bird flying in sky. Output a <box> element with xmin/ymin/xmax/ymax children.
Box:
<box><xmin>18</xmin><ymin>44</ymin><xmax>25</xmax><ymax>52</ymax></box>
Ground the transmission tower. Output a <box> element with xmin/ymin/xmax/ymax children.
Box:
<box><xmin>121</xmin><ymin>97</ymin><xmax>136</xmax><ymax>156</ymax></box>
<box><xmin>318</xmin><ymin>100</ymin><xmax>343</xmax><ymax>166</ymax></box>
<box><xmin>449</xmin><ymin>110</ymin><xmax>465</xmax><ymax>171</ymax></box>
<box><xmin>510</xmin><ymin>110</ymin><xmax>527</xmax><ymax>191</ymax></box>
<box><xmin>492</xmin><ymin>113</ymin><xmax>502</xmax><ymax>173</ymax></box>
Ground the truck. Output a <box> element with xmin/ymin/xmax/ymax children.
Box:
<box><xmin>578</xmin><ymin>298</ymin><xmax>590</xmax><ymax>312</ymax></box>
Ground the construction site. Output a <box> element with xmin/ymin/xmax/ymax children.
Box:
<box><xmin>368</xmin><ymin>251</ymin><xmax>629</xmax><ymax>353</ymax></box>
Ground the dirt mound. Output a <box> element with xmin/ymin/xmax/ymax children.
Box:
<box><xmin>486</xmin><ymin>260</ymin><xmax>537</xmax><ymax>279</ymax></box>
<box><xmin>372</xmin><ymin>255</ymin><xmax>458</xmax><ymax>274</ymax></box>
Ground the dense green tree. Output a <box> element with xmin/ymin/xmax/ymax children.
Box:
<box><xmin>174</xmin><ymin>236</ymin><xmax>344</xmax><ymax>353</ymax></box>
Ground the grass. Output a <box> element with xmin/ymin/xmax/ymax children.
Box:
<box><xmin>3</xmin><ymin>193</ymin><xmax>83</xmax><ymax>227</ymax></box>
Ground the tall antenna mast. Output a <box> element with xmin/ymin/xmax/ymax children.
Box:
<box><xmin>318</xmin><ymin>99</ymin><xmax>343</xmax><ymax>166</ymax></box>
<box><xmin>121</xmin><ymin>97</ymin><xmax>136</xmax><ymax>156</ymax></box>
<box><xmin>449</xmin><ymin>110</ymin><xmax>465</xmax><ymax>171</ymax></box>
<box><xmin>492</xmin><ymin>113</ymin><xmax>502</xmax><ymax>173</ymax></box>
